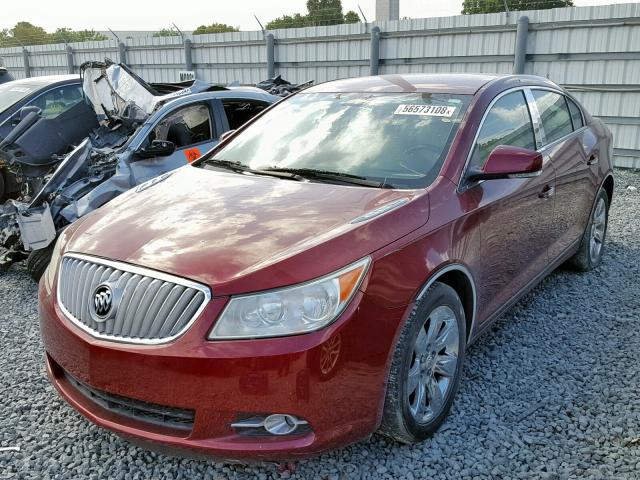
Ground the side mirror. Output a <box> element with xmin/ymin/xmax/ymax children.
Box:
<box><xmin>12</xmin><ymin>106</ymin><xmax>41</xmax><ymax>125</ymax></box>
<box><xmin>468</xmin><ymin>145</ymin><xmax>543</xmax><ymax>181</ymax></box>
<box><xmin>134</xmin><ymin>139</ymin><xmax>176</xmax><ymax>159</ymax></box>
<box><xmin>219</xmin><ymin>129</ymin><xmax>236</xmax><ymax>143</ymax></box>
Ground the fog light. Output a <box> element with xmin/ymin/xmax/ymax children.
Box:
<box><xmin>263</xmin><ymin>414</ymin><xmax>298</xmax><ymax>435</ymax></box>
<box><xmin>231</xmin><ymin>413</ymin><xmax>309</xmax><ymax>436</ymax></box>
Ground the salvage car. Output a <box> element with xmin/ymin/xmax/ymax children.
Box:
<box><xmin>0</xmin><ymin>74</ymin><xmax>85</xmax><ymax>201</ymax></box>
<box><xmin>0</xmin><ymin>62</ymin><xmax>222</xmax><ymax>207</ymax></box>
<box><xmin>0</xmin><ymin>62</ymin><xmax>278</xmax><ymax>279</ymax></box>
<box><xmin>39</xmin><ymin>73</ymin><xmax>613</xmax><ymax>461</ymax></box>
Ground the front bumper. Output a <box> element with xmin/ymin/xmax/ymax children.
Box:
<box><xmin>39</xmin><ymin>277</ymin><xmax>406</xmax><ymax>461</ymax></box>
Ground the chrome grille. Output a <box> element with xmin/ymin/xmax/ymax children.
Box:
<box><xmin>57</xmin><ymin>253</ymin><xmax>210</xmax><ymax>344</ymax></box>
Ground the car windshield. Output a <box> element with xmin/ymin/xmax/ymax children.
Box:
<box><xmin>0</xmin><ymin>83</ymin><xmax>36</xmax><ymax>113</ymax></box>
<box><xmin>203</xmin><ymin>92</ymin><xmax>471</xmax><ymax>189</ymax></box>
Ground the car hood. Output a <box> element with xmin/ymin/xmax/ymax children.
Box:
<box><xmin>66</xmin><ymin>166</ymin><xmax>429</xmax><ymax>295</ymax></box>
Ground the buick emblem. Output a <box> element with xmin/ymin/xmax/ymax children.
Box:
<box><xmin>91</xmin><ymin>283</ymin><xmax>116</xmax><ymax>322</ymax></box>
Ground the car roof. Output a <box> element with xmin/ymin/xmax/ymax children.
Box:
<box><xmin>3</xmin><ymin>74</ymin><xmax>80</xmax><ymax>88</ymax></box>
<box><xmin>305</xmin><ymin>73</ymin><xmax>560</xmax><ymax>95</ymax></box>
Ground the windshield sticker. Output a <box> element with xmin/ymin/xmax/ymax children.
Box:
<box><xmin>9</xmin><ymin>87</ymin><xmax>31</xmax><ymax>93</ymax></box>
<box><xmin>394</xmin><ymin>105</ymin><xmax>456</xmax><ymax>117</ymax></box>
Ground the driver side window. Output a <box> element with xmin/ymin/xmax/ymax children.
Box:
<box><xmin>29</xmin><ymin>84</ymin><xmax>84</xmax><ymax>119</ymax></box>
<box><xmin>469</xmin><ymin>91</ymin><xmax>536</xmax><ymax>170</ymax></box>
<box><xmin>149</xmin><ymin>104</ymin><xmax>213</xmax><ymax>149</ymax></box>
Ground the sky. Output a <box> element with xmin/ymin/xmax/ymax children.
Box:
<box><xmin>2</xmin><ymin>0</ymin><xmax>637</xmax><ymax>32</ymax></box>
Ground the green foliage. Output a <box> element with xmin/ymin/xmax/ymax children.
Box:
<box><xmin>266</xmin><ymin>0</ymin><xmax>360</xmax><ymax>30</ymax></box>
<box><xmin>462</xmin><ymin>0</ymin><xmax>574</xmax><ymax>15</ymax></box>
<box><xmin>51</xmin><ymin>28</ymin><xmax>107</xmax><ymax>43</ymax></box>
<box><xmin>0</xmin><ymin>22</ymin><xmax>106</xmax><ymax>47</ymax></box>
<box><xmin>265</xmin><ymin>13</ymin><xmax>308</xmax><ymax>30</ymax></box>
<box><xmin>153</xmin><ymin>28</ymin><xmax>180</xmax><ymax>38</ymax></box>
<box><xmin>343</xmin><ymin>10</ymin><xmax>361</xmax><ymax>23</ymax></box>
<box><xmin>193</xmin><ymin>23</ymin><xmax>239</xmax><ymax>35</ymax></box>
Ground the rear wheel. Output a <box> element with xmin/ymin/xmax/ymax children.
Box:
<box><xmin>568</xmin><ymin>189</ymin><xmax>609</xmax><ymax>272</ymax></box>
<box><xmin>380</xmin><ymin>282</ymin><xmax>466</xmax><ymax>444</ymax></box>
<box><xmin>26</xmin><ymin>245</ymin><xmax>55</xmax><ymax>283</ymax></box>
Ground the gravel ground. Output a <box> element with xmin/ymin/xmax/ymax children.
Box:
<box><xmin>1</xmin><ymin>169</ymin><xmax>639</xmax><ymax>480</ymax></box>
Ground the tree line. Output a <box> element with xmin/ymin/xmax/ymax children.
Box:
<box><xmin>1</xmin><ymin>0</ymin><xmax>577</xmax><ymax>47</ymax></box>
<box><xmin>1</xmin><ymin>22</ymin><xmax>107</xmax><ymax>47</ymax></box>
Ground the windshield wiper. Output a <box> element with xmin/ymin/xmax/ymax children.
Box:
<box><xmin>263</xmin><ymin>167</ymin><xmax>392</xmax><ymax>188</ymax></box>
<box><xmin>202</xmin><ymin>159</ymin><xmax>305</xmax><ymax>181</ymax></box>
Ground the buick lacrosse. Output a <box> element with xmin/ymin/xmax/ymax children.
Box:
<box><xmin>39</xmin><ymin>73</ymin><xmax>613</xmax><ymax>460</ymax></box>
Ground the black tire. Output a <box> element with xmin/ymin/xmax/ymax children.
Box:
<box><xmin>379</xmin><ymin>282</ymin><xmax>466</xmax><ymax>444</ymax></box>
<box><xmin>26</xmin><ymin>245</ymin><xmax>55</xmax><ymax>283</ymax></box>
<box><xmin>568</xmin><ymin>188</ymin><xmax>609</xmax><ymax>272</ymax></box>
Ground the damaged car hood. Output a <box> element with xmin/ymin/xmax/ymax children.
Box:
<box><xmin>65</xmin><ymin>166</ymin><xmax>429</xmax><ymax>295</ymax></box>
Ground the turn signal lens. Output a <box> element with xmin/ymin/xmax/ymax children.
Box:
<box><xmin>208</xmin><ymin>257</ymin><xmax>370</xmax><ymax>340</ymax></box>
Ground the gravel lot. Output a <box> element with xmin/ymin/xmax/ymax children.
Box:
<box><xmin>1</xmin><ymin>169</ymin><xmax>639</xmax><ymax>480</ymax></box>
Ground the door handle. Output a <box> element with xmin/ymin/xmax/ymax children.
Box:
<box><xmin>587</xmin><ymin>154</ymin><xmax>598</xmax><ymax>165</ymax></box>
<box><xmin>539</xmin><ymin>185</ymin><xmax>555</xmax><ymax>199</ymax></box>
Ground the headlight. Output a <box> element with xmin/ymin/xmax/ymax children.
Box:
<box><xmin>43</xmin><ymin>232</ymin><xmax>66</xmax><ymax>289</ymax></box>
<box><xmin>208</xmin><ymin>257</ymin><xmax>371</xmax><ymax>340</ymax></box>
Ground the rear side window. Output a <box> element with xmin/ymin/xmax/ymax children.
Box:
<box><xmin>150</xmin><ymin>103</ymin><xmax>213</xmax><ymax>148</ymax></box>
<box><xmin>566</xmin><ymin>97</ymin><xmax>584</xmax><ymax>130</ymax></box>
<box><xmin>223</xmin><ymin>100</ymin><xmax>270</xmax><ymax>130</ymax></box>
<box><xmin>469</xmin><ymin>90</ymin><xmax>536</xmax><ymax>169</ymax></box>
<box><xmin>532</xmin><ymin>90</ymin><xmax>573</xmax><ymax>144</ymax></box>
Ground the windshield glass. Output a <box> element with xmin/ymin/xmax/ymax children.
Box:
<box><xmin>0</xmin><ymin>83</ymin><xmax>36</xmax><ymax>113</ymax></box>
<box><xmin>204</xmin><ymin>92</ymin><xmax>471</xmax><ymax>189</ymax></box>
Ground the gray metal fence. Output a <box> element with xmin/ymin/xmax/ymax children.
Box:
<box><xmin>1</xmin><ymin>3</ymin><xmax>639</xmax><ymax>168</ymax></box>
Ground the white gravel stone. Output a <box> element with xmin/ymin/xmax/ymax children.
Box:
<box><xmin>0</xmin><ymin>169</ymin><xmax>639</xmax><ymax>479</ymax></box>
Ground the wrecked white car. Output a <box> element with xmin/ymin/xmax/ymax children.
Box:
<box><xmin>0</xmin><ymin>61</ymin><xmax>278</xmax><ymax>280</ymax></box>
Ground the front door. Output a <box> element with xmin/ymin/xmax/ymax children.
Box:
<box><xmin>148</xmin><ymin>102</ymin><xmax>219</xmax><ymax>170</ymax></box>
<box><xmin>461</xmin><ymin>89</ymin><xmax>556</xmax><ymax>325</ymax></box>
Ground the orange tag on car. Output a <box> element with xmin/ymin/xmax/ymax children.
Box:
<box><xmin>184</xmin><ymin>147</ymin><xmax>201</xmax><ymax>163</ymax></box>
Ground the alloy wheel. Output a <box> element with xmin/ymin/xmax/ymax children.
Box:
<box><xmin>407</xmin><ymin>305</ymin><xmax>459</xmax><ymax>423</ymax></box>
<box><xmin>589</xmin><ymin>197</ymin><xmax>607</xmax><ymax>262</ymax></box>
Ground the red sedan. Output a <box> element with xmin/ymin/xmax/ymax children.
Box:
<box><xmin>39</xmin><ymin>73</ymin><xmax>613</xmax><ymax>460</ymax></box>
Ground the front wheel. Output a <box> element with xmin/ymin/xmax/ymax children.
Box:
<box><xmin>26</xmin><ymin>245</ymin><xmax>55</xmax><ymax>283</ymax></box>
<box><xmin>568</xmin><ymin>188</ymin><xmax>609</xmax><ymax>272</ymax></box>
<box><xmin>379</xmin><ymin>282</ymin><xmax>466</xmax><ymax>444</ymax></box>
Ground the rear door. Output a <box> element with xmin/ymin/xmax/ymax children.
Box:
<box><xmin>219</xmin><ymin>98</ymin><xmax>272</xmax><ymax>131</ymax></box>
<box><xmin>529</xmin><ymin>89</ymin><xmax>593</xmax><ymax>261</ymax></box>
<box><xmin>462</xmin><ymin>89</ymin><xmax>556</xmax><ymax>324</ymax></box>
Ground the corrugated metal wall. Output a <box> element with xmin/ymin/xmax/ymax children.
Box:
<box><xmin>1</xmin><ymin>3</ymin><xmax>639</xmax><ymax>167</ymax></box>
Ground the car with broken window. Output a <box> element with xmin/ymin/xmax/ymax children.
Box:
<box><xmin>0</xmin><ymin>62</ymin><xmax>278</xmax><ymax>279</ymax></box>
<box><xmin>39</xmin><ymin>73</ymin><xmax>613</xmax><ymax>461</ymax></box>
<box><xmin>0</xmin><ymin>74</ymin><xmax>86</xmax><ymax>201</ymax></box>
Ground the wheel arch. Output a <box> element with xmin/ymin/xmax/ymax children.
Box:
<box><xmin>602</xmin><ymin>174</ymin><xmax>614</xmax><ymax>205</ymax></box>
<box><xmin>415</xmin><ymin>264</ymin><xmax>477</xmax><ymax>344</ymax></box>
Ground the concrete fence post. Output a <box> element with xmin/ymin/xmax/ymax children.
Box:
<box><xmin>184</xmin><ymin>38</ymin><xmax>193</xmax><ymax>71</ymax></box>
<box><xmin>266</xmin><ymin>33</ymin><xmax>275</xmax><ymax>79</ymax></box>
<box><xmin>22</xmin><ymin>48</ymin><xmax>31</xmax><ymax>78</ymax></box>
<box><xmin>66</xmin><ymin>45</ymin><xmax>75</xmax><ymax>74</ymax></box>
<box><xmin>370</xmin><ymin>26</ymin><xmax>381</xmax><ymax>76</ymax></box>
<box><xmin>118</xmin><ymin>41</ymin><xmax>127</xmax><ymax>65</ymax></box>
<box><xmin>513</xmin><ymin>16</ymin><xmax>529</xmax><ymax>74</ymax></box>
